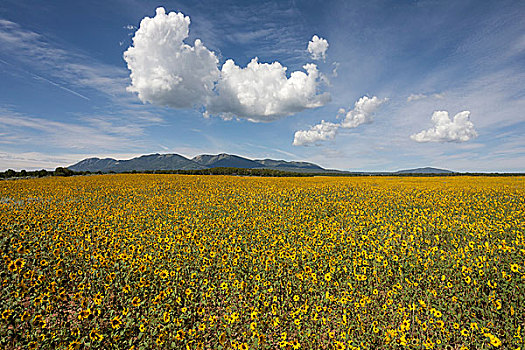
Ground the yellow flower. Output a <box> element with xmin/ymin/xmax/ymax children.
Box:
<box><xmin>14</xmin><ymin>258</ymin><xmax>25</xmax><ymax>270</ymax></box>
<box><xmin>484</xmin><ymin>333</ymin><xmax>502</xmax><ymax>347</ymax></box>
<box><xmin>78</xmin><ymin>308</ymin><xmax>91</xmax><ymax>320</ymax></box>
<box><xmin>111</xmin><ymin>315</ymin><xmax>122</xmax><ymax>329</ymax></box>
<box><xmin>176</xmin><ymin>330</ymin><xmax>185</xmax><ymax>341</ymax></box>
<box><xmin>89</xmin><ymin>328</ymin><xmax>103</xmax><ymax>342</ymax></box>
<box><xmin>2</xmin><ymin>309</ymin><xmax>13</xmax><ymax>320</ymax></box>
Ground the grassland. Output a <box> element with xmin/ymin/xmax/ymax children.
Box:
<box><xmin>1</xmin><ymin>175</ymin><xmax>524</xmax><ymax>349</ymax></box>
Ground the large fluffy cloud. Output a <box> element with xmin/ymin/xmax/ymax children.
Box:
<box><xmin>293</xmin><ymin>96</ymin><xmax>386</xmax><ymax>146</ymax></box>
<box><xmin>307</xmin><ymin>35</ymin><xmax>329</xmax><ymax>61</ymax></box>
<box><xmin>123</xmin><ymin>7</ymin><xmax>329</xmax><ymax>121</ymax></box>
<box><xmin>410</xmin><ymin>111</ymin><xmax>478</xmax><ymax>142</ymax></box>
<box><xmin>123</xmin><ymin>8</ymin><xmax>219</xmax><ymax>108</ymax></box>
<box><xmin>207</xmin><ymin>59</ymin><xmax>329</xmax><ymax>122</ymax></box>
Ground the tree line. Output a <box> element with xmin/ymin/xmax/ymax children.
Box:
<box><xmin>1</xmin><ymin>167</ymin><xmax>523</xmax><ymax>179</ymax></box>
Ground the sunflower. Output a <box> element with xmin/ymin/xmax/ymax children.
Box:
<box><xmin>33</xmin><ymin>314</ymin><xmax>46</xmax><ymax>328</ymax></box>
<box><xmin>21</xmin><ymin>311</ymin><xmax>30</xmax><ymax>322</ymax></box>
<box><xmin>14</xmin><ymin>258</ymin><xmax>25</xmax><ymax>269</ymax></box>
<box><xmin>156</xmin><ymin>335</ymin><xmax>165</xmax><ymax>345</ymax></box>
<box><xmin>291</xmin><ymin>339</ymin><xmax>301</xmax><ymax>349</ymax></box>
<box><xmin>110</xmin><ymin>315</ymin><xmax>122</xmax><ymax>329</ymax></box>
<box><xmin>175</xmin><ymin>329</ymin><xmax>185</xmax><ymax>341</ymax></box>
<box><xmin>89</xmin><ymin>328</ymin><xmax>103</xmax><ymax>342</ymax></box>
<box><xmin>78</xmin><ymin>308</ymin><xmax>91</xmax><ymax>320</ymax></box>
<box><xmin>324</xmin><ymin>272</ymin><xmax>332</xmax><ymax>282</ymax></box>
<box><xmin>2</xmin><ymin>309</ymin><xmax>13</xmax><ymax>320</ymax></box>
<box><xmin>334</xmin><ymin>341</ymin><xmax>345</xmax><ymax>350</ymax></box>
<box><xmin>131</xmin><ymin>296</ymin><xmax>141</xmax><ymax>307</ymax></box>
<box><xmin>7</xmin><ymin>261</ymin><xmax>16</xmax><ymax>272</ymax></box>
<box><xmin>485</xmin><ymin>333</ymin><xmax>502</xmax><ymax>347</ymax></box>
<box><xmin>93</xmin><ymin>293</ymin><xmax>103</xmax><ymax>306</ymax></box>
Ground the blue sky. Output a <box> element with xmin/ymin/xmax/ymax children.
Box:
<box><xmin>0</xmin><ymin>0</ymin><xmax>524</xmax><ymax>171</ymax></box>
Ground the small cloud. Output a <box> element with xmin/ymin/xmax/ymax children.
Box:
<box><xmin>407</xmin><ymin>93</ymin><xmax>427</xmax><ymax>102</ymax></box>
<box><xmin>124</xmin><ymin>25</ymin><xmax>136</xmax><ymax>30</ymax></box>
<box><xmin>331</xmin><ymin>62</ymin><xmax>339</xmax><ymax>77</ymax></box>
<box><xmin>293</xmin><ymin>120</ymin><xmax>338</xmax><ymax>146</ymax></box>
<box><xmin>407</xmin><ymin>92</ymin><xmax>444</xmax><ymax>102</ymax></box>
<box><xmin>293</xmin><ymin>95</ymin><xmax>387</xmax><ymax>146</ymax></box>
<box><xmin>410</xmin><ymin>110</ymin><xmax>478</xmax><ymax>143</ymax></box>
<box><xmin>339</xmin><ymin>96</ymin><xmax>387</xmax><ymax>129</ymax></box>
<box><xmin>307</xmin><ymin>35</ymin><xmax>329</xmax><ymax>61</ymax></box>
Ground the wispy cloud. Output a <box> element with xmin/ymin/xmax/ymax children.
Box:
<box><xmin>0</xmin><ymin>151</ymin><xmax>149</xmax><ymax>171</ymax></box>
<box><xmin>0</xmin><ymin>108</ymin><xmax>151</xmax><ymax>151</ymax></box>
<box><xmin>407</xmin><ymin>93</ymin><xmax>444</xmax><ymax>102</ymax></box>
<box><xmin>0</xmin><ymin>19</ymin><xmax>131</xmax><ymax>103</ymax></box>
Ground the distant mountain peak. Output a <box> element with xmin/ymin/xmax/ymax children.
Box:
<box><xmin>395</xmin><ymin>167</ymin><xmax>453</xmax><ymax>174</ymax></box>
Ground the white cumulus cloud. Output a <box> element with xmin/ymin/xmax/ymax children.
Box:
<box><xmin>293</xmin><ymin>96</ymin><xmax>386</xmax><ymax>146</ymax></box>
<box><xmin>293</xmin><ymin>120</ymin><xmax>339</xmax><ymax>146</ymax></box>
<box><xmin>123</xmin><ymin>7</ymin><xmax>329</xmax><ymax>122</ymax></box>
<box><xmin>123</xmin><ymin>8</ymin><xmax>219</xmax><ymax>109</ymax></box>
<box><xmin>207</xmin><ymin>59</ymin><xmax>329</xmax><ymax>122</ymax></box>
<box><xmin>410</xmin><ymin>110</ymin><xmax>478</xmax><ymax>142</ymax></box>
<box><xmin>307</xmin><ymin>35</ymin><xmax>329</xmax><ymax>61</ymax></box>
<box><xmin>339</xmin><ymin>96</ymin><xmax>387</xmax><ymax>128</ymax></box>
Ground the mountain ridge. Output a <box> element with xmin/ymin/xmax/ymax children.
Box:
<box><xmin>68</xmin><ymin>153</ymin><xmax>453</xmax><ymax>174</ymax></box>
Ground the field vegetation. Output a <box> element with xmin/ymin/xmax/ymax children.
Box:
<box><xmin>1</xmin><ymin>175</ymin><xmax>524</xmax><ymax>349</ymax></box>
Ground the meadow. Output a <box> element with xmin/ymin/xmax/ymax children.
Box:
<box><xmin>1</xmin><ymin>175</ymin><xmax>524</xmax><ymax>349</ymax></box>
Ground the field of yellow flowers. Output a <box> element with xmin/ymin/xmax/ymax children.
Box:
<box><xmin>1</xmin><ymin>175</ymin><xmax>524</xmax><ymax>349</ymax></box>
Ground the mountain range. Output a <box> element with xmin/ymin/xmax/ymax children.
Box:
<box><xmin>67</xmin><ymin>153</ymin><xmax>453</xmax><ymax>174</ymax></box>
